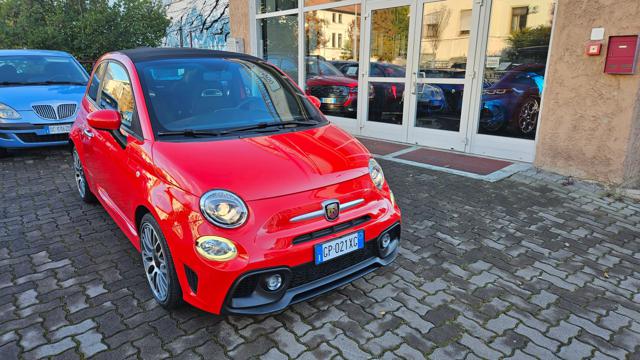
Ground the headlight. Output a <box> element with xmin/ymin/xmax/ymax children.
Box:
<box><xmin>195</xmin><ymin>236</ymin><xmax>237</xmax><ymax>261</ymax></box>
<box><xmin>200</xmin><ymin>190</ymin><xmax>248</xmax><ymax>228</ymax></box>
<box><xmin>369</xmin><ymin>158</ymin><xmax>385</xmax><ymax>189</ymax></box>
<box><xmin>0</xmin><ymin>103</ymin><xmax>21</xmax><ymax>120</ymax></box>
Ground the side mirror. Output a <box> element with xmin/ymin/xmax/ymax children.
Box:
<box><xmin>307</xmin><ymin>95</ymin><xmax>322</xmax><ymax>109</ymax></box>
<box><xmin>87</xmin><ymin>109</ymin><xmax>121</xmax><ymax>131</ymax></box>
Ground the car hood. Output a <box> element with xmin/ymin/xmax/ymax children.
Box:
<box><xmin>151</xmin><ymin>124</ymin><xmax>372</xmax><ymax>200</ymax></box>
<box><xmin>306</xmin><ymin>76</ymin><xmax>358</xmax><ymax>87</ymax></box>
<box><xmin>0</xmin><ymin>85</ymin><xmax>86</xmax><ymax>110</ymax></box>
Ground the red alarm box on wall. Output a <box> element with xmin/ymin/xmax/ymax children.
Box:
<box><xmin>604</xmin><ymin>35</ymin><xmax>640</xmax><ymax>74</ymax></box>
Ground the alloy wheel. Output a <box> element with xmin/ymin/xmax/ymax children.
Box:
<box><xmin>518</xmin><ymin>98</ymin><xmax>540</xmax><ymax>135</ymax></box>
<box><xmin>141</xmin><ymin>222</ymin><xmax>170</xmax><ymax>302</ymax></box>
<box><xmin>73</xmin><ymin>149</ymin><xmax>86</xmax><ymax>198</ymax></box>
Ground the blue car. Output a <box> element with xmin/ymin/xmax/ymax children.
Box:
<box><xmin>480</xmin><ymin>63</ymin><xmax>545</xmax><ymax>137</ymax></box>
<box><xmin>0</xmin><ymin>50</ymin><xmax>88</xmax><ymax>156</ymax></box>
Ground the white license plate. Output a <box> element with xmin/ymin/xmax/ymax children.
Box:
<box><xmin>314</xmin><ymin>230</ymin><xmax>364</xmax><ymax>265</ymax></box>
<box><xmin>48</xmin><ymin>124</ymin><xmax>72</xmax><ymax>134</ymax></box>
<box><xmin>321</xmin><ymin>97</ymin><xmax>338</xmax><ymax>104</ymax></box>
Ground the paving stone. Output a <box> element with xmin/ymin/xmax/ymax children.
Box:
<box><xmin>557</xmin><ymin>338</ymin><xmax>595</xmax><ymax>360</ymax></box>
<box><xmin>75</xmin><ymin>330</ymin><xmax>108</xmax><ymax>357</ymax></box>
<box><xmin>485</xmin><ymin>314</ymin><xmax>519</xmax><ymax>335</ymax></box>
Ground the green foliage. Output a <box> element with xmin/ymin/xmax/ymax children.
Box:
<box><xmin>502</xmin><ymin>25</ymin><xmax>552</xmax><ymax>63</ymax></box>
<box><xmin>0</xmin><ymin>0</ymin><xmax>170</xmax><ymax>64</ymax></box>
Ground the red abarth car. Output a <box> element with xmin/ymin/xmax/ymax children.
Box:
<box><xmin>70</xmin><ymin>48</ymin><xmax>401</xmax><ymax>315</ymax></box>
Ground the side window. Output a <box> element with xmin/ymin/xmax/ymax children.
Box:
<box><xmin>99</xmin><ymin>62</ymin><xmax>142</xmax><ymax>137</ymax></box>
<box><xmin>87</xmin><ymin>62</ymin><xmax>106</xmax><ymax>102</ymax></box>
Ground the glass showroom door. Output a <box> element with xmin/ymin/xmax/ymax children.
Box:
<box><xmin>359</xmin><ymin>0</ymin><xmax>417</xmax><ymax>142</ymax></box>
<box><xmin>467</xmin><ymin>0</ymin><xmax>556</xmax><ymax>162</ymax></box>
<box><xmin>406</xmin><ymin>0</ymin><xmax>480</xmax><ymax>151</ymax></box>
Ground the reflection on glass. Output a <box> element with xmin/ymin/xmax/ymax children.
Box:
<box><xmin>305</xmin><ymin>5</ymin><xmax>360</xmax><ymax>119</ymax></box>
<box><xmin>257</xmin><ymin>0</ymin><xmax>297</xmax><ymax>14</ymax></box>
<box><xmin>418</xmin><ymin>0</ymin><xmax>472</xmax><ymax>79</ymax></box>
<box><xmin>368</xmin><ymin>82</ymin><xmax>404</xmax><ymax>125</ymax></box>
<box><xmin>259</xmin><ymin>15</ymin><xmax>299</xmax><ymax>81</ymax></box>
<box><xmin>415</xmin><ymin>83</ymin><xmax>462</xmax><ymax>131</ymax></box>
<box><xmin>478</xmin><ymin>0</ymin><xmax>554</xmax><ymax>139</ymax></box>
<box><xmin>369</xmin><ymin>6</ymin><xmax>410</xmax><ymax>74</ymax></box>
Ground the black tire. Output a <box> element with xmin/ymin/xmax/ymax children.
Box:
<box><xmin>515</xmin><ymin>97</ymin><xmax>540</xmax><ymax>137</ymax></box>
<box><xmin>0</xmin><ymin>148</ymin><xmax>8</xmax><ymax>158</ymax></box>
<box><xmin>72</xmin><ymin>147</ymin><xmax>97</xmax><ymax>203</ymax></box>
<box><xmin>139</xmin><ymin>213</ymin><xmax>182</xmax><ymax>309</ymax></box>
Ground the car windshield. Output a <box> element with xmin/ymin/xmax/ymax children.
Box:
<box><xmin>0</xmin><ymin>55</ymin><xmax>88</xmax><ymax>85</ymax></box>
<box><xmin>136</xmin><ymin>57</ymin><xmax>324</xmax><ymax>134</ymax></box>
<box><xmin>306</xmin><ymin>58</ymin><xmax>343</xmax><ymax>77</ymax></box>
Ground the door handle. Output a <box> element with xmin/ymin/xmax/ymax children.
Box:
<box><xmin>83</xmin><ymin>128</ymin><xmax>94</xmax><ymax>138</ymax></box>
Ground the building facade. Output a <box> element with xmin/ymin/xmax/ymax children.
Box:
<box><xmin>228</xmin><ymin>0</ymin><xmax>640</xmax><ymax>187</ymax></box>
<box><xmin>163</xmin><ymin>0</ymin><xmax>230</xmax><ymax>50</ymax></box>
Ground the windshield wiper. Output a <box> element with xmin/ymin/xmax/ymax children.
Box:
<box><xmin>156</xmin><ymin>120</ymin><xmax>320</xmax><ymax>138</ymax></box>
<box><xmin>219</xmin><ymin>120</ymin><xmax>319</xmax><ymax>135</ymax></box>
<box><xmin>33</xmin><ymin>81</ymin><xmax>86</xmax><ymax>86</ymax></box>
<box><xmin>156</xmin><ymin>129</ymin><xmax>222</xmax><ymax>137</ymax></box>
<box><xmin>0</xmin><ymin>81</ymin><xmax>86</xmax><ymax>86</ymax></box>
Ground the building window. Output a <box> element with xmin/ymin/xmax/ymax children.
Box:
<box><xmin>338</xmin><ymin>14</ymin><xmax>343</xmax><ymax>23</ymax></box>
<box><xmin>332</xmin><ymin>33</ymin><xmax>336</xmax><ymax>48</ymax></box>
<box><xmin>332</xmin><ymin>13</ymin><xmax>336</xmax><ymax>23</ymax></box>
<box><xmin>459</xmin><ymin>9</ymin><xmax>471</xmax><ymax>35</ymax></box>
<box><xmin>257</xmin><ymin>0</ymin><xmax>298</xmax><ymax>14</ymax></box>
<box><xmin>338</xmin><ymin>33</ymin><xmax>343</xmax><ymax>48</ymax></box>
<box><xmin>511</xmin><ymin>6</ymin><xmax>529</xmax><ymax>32</ymax></box>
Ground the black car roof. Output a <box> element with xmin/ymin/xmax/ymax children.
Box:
<box><xmin>116</xmin><ymin>47</ymin><xmax>261</xmax><ymax>63</ymax></box>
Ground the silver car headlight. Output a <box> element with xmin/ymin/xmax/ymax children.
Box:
<box><xmin>199</xmin><ymin>190</ymin><xmax>248</xmax><ymax>228</ymax></box>
<box><xmin>0</xmin><ymin>103</ymin><xmax>21</xmax><ymax>120</ymax></box>
<box><xmin>369</xmin><ymin>158</ymin><xmax>385</xmax><ymax>189</ymax></box>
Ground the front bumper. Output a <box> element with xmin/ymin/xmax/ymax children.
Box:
<box><xmin>222</xmin><ymin>222</ymin><xmax>400</xmax><ymax>315</ymax></box>
<box><xmin>0</xmin><ymin>115</ymin><xmax>73</xmax><ymax>149</ymax></box>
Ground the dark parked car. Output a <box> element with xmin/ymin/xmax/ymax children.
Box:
<box><xmin>267</xmin><ymin>55</ymin><xmax>361</xmax><ymax>118</ymax></box>
<box><xmin>480</xmin><ymin>63</ymin><xmax>545</xmax><ymax>137</ymax></box>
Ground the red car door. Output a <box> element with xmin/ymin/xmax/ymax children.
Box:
<box><xmin>89</xmin><ymin>61</ymin><xmax>144</xmax><ymax>235</ymax></box>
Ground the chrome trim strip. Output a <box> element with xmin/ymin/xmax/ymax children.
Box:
<box><xmin>290</xmin><ymin>199</ymin><xmax>365</xmax><ymax>223</ymax></box>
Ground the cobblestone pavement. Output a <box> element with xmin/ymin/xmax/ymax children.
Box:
<box><xmin>2</xmin><ymin>148</ymin><xmax>640</xmax><ymax>359</ymax></box>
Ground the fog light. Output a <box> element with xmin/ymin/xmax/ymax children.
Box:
<box><xmin>381</xmin><ymin>233</ymin><xmax>392</xmax><ymax>248</ymax></box>
<box><xmin>195</xmin><ymin>236</ymin><xmax>237</xmax><ymax>261</ymax></box>
<box><xmin>264</xmin><ymin>274</ymin><xmax>283</xmax><ymax>291</ymax></box>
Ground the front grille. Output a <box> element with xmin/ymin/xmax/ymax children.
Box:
<box><xmin>230</xmin><ymin>238</ymin><xmax>378</xmax><ymax>299</ymax></box>
<box><xmin>57</xmin><ymin>104</ymin><xmax>77</xmax><ymax>119</ymax></box>
<box><xmin>234</xmin><ymin>276</ymin><xmax>259</xmax><ymax>298</ymax></box>
<box><xmin>16</xmin><ymin>133</ymin><xmax>69</xmax><ymax>143</ymax></box>
<box><xmin>308</xmin><ymin>85</ymin><xmax>349</xmax><ymax>99</ymax></box>
<box><xmin>31</xmin><ymin>103</ymin><xmax>77</xmax><ymax>119</ymax></box>
<box><xmin>292</xmin><ymin>215</ymin><xmax>371</xmax><ymax>245</ymax></box>
<box><xmin>32</xmin><ymin>105</ymin><xmax>57</xmax><ymax>120</ymax></box>
<box><xmin>289</xmin><ymin>239</ymin><xmax>378</xmax><ymax>289</ymax></box>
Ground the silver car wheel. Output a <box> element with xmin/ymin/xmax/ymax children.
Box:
<box><xmin>141</xmin><ymin>223</ymin><xmax>169</xmax><ymax>302</ymax></box>
<box><xmin>73</xmin><ymin>149</ymin><xmax>86</xmax><ymax>198</ymax></box>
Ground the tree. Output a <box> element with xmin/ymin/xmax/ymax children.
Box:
<box><xmin>424</xmin><ymin>7</ymin><xmax>451</xmax><ymax>57</ymax></box>
<box><xmin>370</xmin><ymin>6</ymin><xmax>410</xmax><ymax>62</ymax></box>
<box><xmin>502</xmin><ymin>25</ymin><xmax>552</xmax><ymax>63</ymax></box>
<box><xmin>0</xmin><ymin>0</ymin><xmax>170</xmax><ymax>64</ymax></box>
<box><xmin>304</xmin><ymin>10</ymin><xmax>329</xmax><ymax>55</ymax></box>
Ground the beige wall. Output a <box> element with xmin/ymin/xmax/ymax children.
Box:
<box><xmin>535</xmin><ymin>0</ymin><xmax>640</xmax><ymax>186</ymax></box>
<box><xmin>229</xmin><ymin>0</ymin><xmax>251</xmax><ymax>53</ymax></box>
